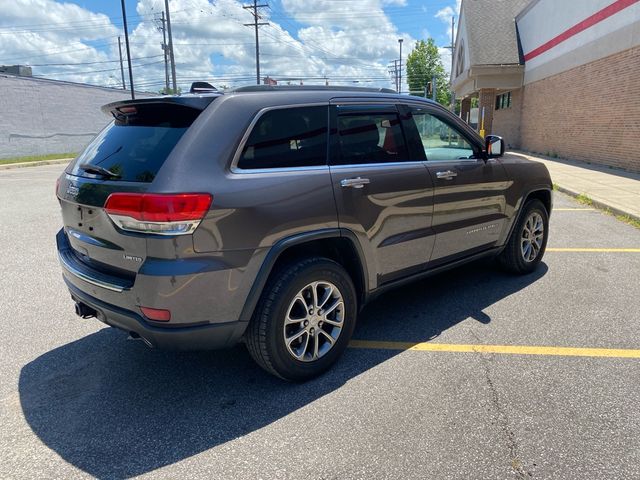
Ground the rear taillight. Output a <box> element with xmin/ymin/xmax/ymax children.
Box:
<box><xmin>104</xmin><ymin>193</ymin><xmax>212</xmax><ymax>235</ymax></box>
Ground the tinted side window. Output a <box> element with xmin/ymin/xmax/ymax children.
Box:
<box><xmin>238</xmin><ymin>106</ymin><xmax>328</xmax><ymax>169</ymax></box>
<box><xmin>335</xmin><ymin>110</ymin><xmax>408</xmax><ymax>165</ymax></box>
<box><xmin>409</xmin><ymin>107</ymin><xmax>475</xmax><ymax>161</ymax></box>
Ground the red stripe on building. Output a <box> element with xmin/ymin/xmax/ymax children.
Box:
<box><xmin>523</xmin><ymin>0</ymin><xmax>640</xmax><ymax>61</ymax></box>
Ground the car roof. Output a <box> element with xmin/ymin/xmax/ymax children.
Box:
<box><xmin>101</xmin><ymin>85</ymin><xmax>440</xmax><ymax>118</ymax></box>
<box><xmin>221</xmin><ymin>85</ymin><xmax>439</xmax><ymax>105</ymax></box>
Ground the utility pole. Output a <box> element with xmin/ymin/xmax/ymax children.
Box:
<box><xmin>156</xmin><ymin>11</ymin><xmax>170</xmax><ymax>93</ymax></box>
<box><xmin>120</xmin><ymin>0</ymin><xmax>134</xmax><ymax>99</ymax></box>
<box><xmin>243</xmin><ymin>0</ymin><xmax>269</xmax><ymax>85</ymax></box>
<box><xmin>398</xmin><ymin>38</ymin><xmax>403</xmax><ymax>94</ymax></box>
<box><xmin>388</xmin><ymin>59</ymin><xmax>400</xmax><ymax>92</ymax></box>
<box><xmin>442</xmin><ymin>16</ymin><xmax>456</xmax><ymax>111</ymax></box>
<box><xmin>117</xmin><ymin>36</ymin><xmax>126</xmax><ymax>90</ymax></box>
<box><xmin>164</xmin><ymin>0</ymin><xmax>177</xmax><ymax>92</ymax></box>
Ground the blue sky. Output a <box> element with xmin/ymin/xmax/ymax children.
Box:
<box><xmin>1</xmin><ymin>0</ymin><xmax>460</xmax><ymax>91</ymax></box>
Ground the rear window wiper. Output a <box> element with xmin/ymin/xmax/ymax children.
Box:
<box><xmin>78</xmin><ymin>163</ymin><xmax>121</xmax><ymax>179</ymax></box>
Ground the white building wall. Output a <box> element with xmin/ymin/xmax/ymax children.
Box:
<box><xmin>0</xmin><ymin>75</ymin><xmax>153</xmax><ymax>159</ymax></box>
<box><xmin>517</xmin><ymin>0</ymin><xmax>640</xmax><ymax>84</ymax></box>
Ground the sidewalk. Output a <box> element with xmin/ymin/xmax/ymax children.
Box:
<box><xmin>0</xmin><ymin>158</ymin><xmax>72</xmax><ymax>170</ymax></box>
<box><xmin>511</xmin><ymin>151</ymin><xmax>640</xmax><ymax>222</ymax></box>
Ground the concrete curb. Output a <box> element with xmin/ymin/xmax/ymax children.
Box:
<box><xmin>0</xmin><ymin>158</ymin><xmax>72</xmax><ymax>170</ymax></box>
<box><xmin>553</xmin><ymin>184</ymin><xmax>640</xmax><ymax>224</ymax></box>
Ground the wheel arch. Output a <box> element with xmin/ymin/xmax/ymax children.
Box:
<box><xmin>500</xmin><ymin>186</ymin><xmax>552</xmax><ymax>249</ymax></box>
<box><xmin>239</xmin><ymin>229</ymin><xmax>368</xmax><ymax>323</ymax></box>
<box><xmin>525</xmin><ymin>188</ymin><xmax>552</xmax><ymax>216</ymax></box>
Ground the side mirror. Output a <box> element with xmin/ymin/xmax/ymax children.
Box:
<box><xmin>485</xmin><ymin>135</ymin><xmax>505</xmax><ymax>158</ymax></box>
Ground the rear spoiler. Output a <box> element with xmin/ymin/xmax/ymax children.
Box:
<box><xmin>101</xmin><ymin>94</ymin><xmax>221</xmax><ymax>117</ymax></box>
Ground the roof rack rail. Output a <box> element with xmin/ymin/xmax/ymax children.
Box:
<box><xmin>232</xmin><ymin>85</ymin><xmax>398</xmax><ymax>94</ymax></box>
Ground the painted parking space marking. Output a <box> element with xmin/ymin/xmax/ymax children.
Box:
<box><xmin>546</xmin><ymin>248</ymin><xmax>640</xmax><ymax>252</ymax></box>
<box><xmin>553</xmin><ymin>208</ymin><xmax>596</xmax><ymax>211</ymax></box>
<box><xmin>349</xmin><ymin>340</ymin><xmax>640</xmax><ymax>359</ymax></box>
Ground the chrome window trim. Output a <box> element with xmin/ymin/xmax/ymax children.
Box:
<box><xmin>329</xmin><ymin>160</ymin><xmax>427</xmax><ymax>169</ymax></box>
<box><xmin>229</xmin><ymin>102</ymin><xmax>330</xmax><ymax>174</ymax></box>
<box><xmin>228</xmin><ymin>165</ymin><xmax>329</xmax><ymax>176</ymax></box>
<box><xmin>423</xmin><ymin>158</ymin><xmax>481</xmax><ymax>164</ymax></box>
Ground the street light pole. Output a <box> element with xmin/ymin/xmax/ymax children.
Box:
<box><xmin>398</xmin><ymin>38</ymin><xmax>403</xmax><ymax>94</ymax></box>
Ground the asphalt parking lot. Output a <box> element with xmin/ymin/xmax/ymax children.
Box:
<box><xmin>1</xmin><ymin>164</ymin><xmax>639</xmax><ymax>479</ymax></box>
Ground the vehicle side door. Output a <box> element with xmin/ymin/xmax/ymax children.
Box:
<box><xmin>328</xmin><ymin>102</ymin><xmax>435</xmax><ymax>287</ymax></box>
<box><xmin>400</xmin><ymin>104</ymin><xmax>509</xmax><ymax>265</ymax></box>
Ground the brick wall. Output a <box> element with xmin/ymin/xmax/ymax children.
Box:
<box><xmin>519</xmin><ymin>45</ymin><xmax>640</xmax><ymax>172</ymax></box>
<box><xmin>0</xmin><ymin>75</ymin><xmax>152</xmax><ymax>159</ymax></box>
<box><xmin>492</xmin><ymin>88</ymin><xmax>523</xmax><ymax>149</ymax></box>
<box><xmin>478</xmin><ymin>88</ymin><xmax>496</xmax><ymax>135</ymax></box>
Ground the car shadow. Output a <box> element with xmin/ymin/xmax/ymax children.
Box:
<box><xmin>19</xmin><ymin>261</ymin><xmax>547</xmax><ymax>478</ymax></box>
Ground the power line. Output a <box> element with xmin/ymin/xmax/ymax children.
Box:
<box><xmin>31</xmin><ymin>60</ymin><xmax>165</xmax><ymax>77</ymax></box>
<box><xmin>26</xmin><ymin>54</ymin><xmax>163</xmax><ymax>67</ymax></box>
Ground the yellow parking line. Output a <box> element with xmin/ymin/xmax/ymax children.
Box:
<box><xmin>349</xmin><ymin>340</ymin><xmax>640</xmax><ymax>359</ymax></box>
<box><xmin>546</xmin><ymin>248</ymin><xmax>640</xmax><ymax>252</ymax></box>
<box><xmin>553</xmin><ymin>208</ymin><xmax>596</xmax><ymax>211</ymax></box>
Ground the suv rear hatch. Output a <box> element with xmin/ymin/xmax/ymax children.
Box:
<box><xmin>57</xmin><ymin>96</ymin><xmax>216</xmax><ymax>279</ymax></box>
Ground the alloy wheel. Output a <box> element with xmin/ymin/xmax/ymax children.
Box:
<box><xmin>283</xmin><ymin>281</ymin><xmax>344</xmax><ymax>362</ymax></box>
<box><xmin>521</xmin><ymin>212</ymin><xmax>544</xmax><ymax>262</ymax></box>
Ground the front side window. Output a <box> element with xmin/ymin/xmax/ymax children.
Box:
<box><xmin>238</xmin><ymin>106</ymin><xmax>328</xmax><ymax>169</ymax></box>
<box><xmin>335</xmin><ymin>109</ymin><xmax>408</xmax><ymax>165</ymax></box>
<box><xmin>409</xmin><ymin>107</ymin><xmax>475</xmax><ymax>161</ymax></box>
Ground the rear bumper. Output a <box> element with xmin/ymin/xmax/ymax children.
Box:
<box><xmin>56</xmin><ymin>228</ymin><xmax>253</xmax><ymax>350</ymax></box>
<box><xmin>66</xmin><ymin>279</ymin><xmax>247</xmax><ymax>350</ymax></box>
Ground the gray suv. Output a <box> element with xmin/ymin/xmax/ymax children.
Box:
<box><xmin>56</xmin><ymin>85</ymin><xmax>552</xmax><ymax>381</ymax></box>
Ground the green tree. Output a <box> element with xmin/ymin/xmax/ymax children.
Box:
<box><xmin>158</xmin><ymin>86</ymin><xmax>182</xmax><ymax>95</ymax></box>
<box><xmin>406</xmin><ymin>39</ymin><xmax>450</xmax><ymax>106</ymax></box>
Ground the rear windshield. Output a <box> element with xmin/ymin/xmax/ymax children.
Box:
<box><xmin>68</xmin><ymin>103</ymin><xmax>200</xmax><ymax>182</ymax></box>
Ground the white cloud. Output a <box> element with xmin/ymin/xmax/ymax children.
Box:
<box><xmin>0</xmin><ymin>0</ymin><xmax>119</xmax><ymax>85</ymax></box>
<box><xmin>1</xmin><ymin>0</ymin><xmax>419</xmax><ymax>92</ymax></box>
<box><xmin>434</xmin><ymin>0</ymin><xmax>461</xmax><ymax>77</ymax></box>
<box><xmin>435</xmin><ymin>0</ymin><xmax>461</xmax><ymax>40</ymax></box>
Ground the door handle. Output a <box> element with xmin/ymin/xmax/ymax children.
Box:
<box><xmin>340</xmin><ymin>177</ymin><xmax>370</xmax><ymax>189</ymax></box>
<box><xmin>436</xmin><ymin>170</ymin><xmax>457</xmax><ymax>180</ymax></box>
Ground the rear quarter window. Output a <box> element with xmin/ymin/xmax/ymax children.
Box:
<box><xmin>68</xmin><ymin>103</ymin><xmax>200</xmax><ymax>182</ymax></box>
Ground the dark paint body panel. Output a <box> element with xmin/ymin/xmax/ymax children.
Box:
<box><xmin>55</xmin><ymin>89</ymin><xmax>552</xmax><ymax>350</ymax></box>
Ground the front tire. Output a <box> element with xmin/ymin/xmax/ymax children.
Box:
<box><xmin>245</xmin><ymin>257</ymin><xmax>357</xmax><ymax>381</ymax></box>
<box><xmin>498</xmin><ymin>199</ymin><xmax>549</xmax><ymax>274</ymax></box>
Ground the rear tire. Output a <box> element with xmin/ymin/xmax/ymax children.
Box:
<box><xmin>498</xmin><ymin>199</ymin><xmax>549</xmax><ymax>274</ymax></box>
<box><xmin>245</xmin><ymin>257</ymin><xmax>357</xmax><ymax>381</ymax></box>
